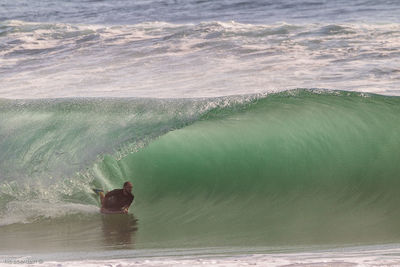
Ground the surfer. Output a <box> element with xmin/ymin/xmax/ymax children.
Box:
<box><xmin>95</xmin><ymin>181</ymin><xmax>134</xmax><ymax>214</ymax></box>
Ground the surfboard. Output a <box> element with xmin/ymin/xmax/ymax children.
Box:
<box><xmin>92</xmin><ymin>188</ymin><xmax>104</xmax><ymax>195</ymax></box>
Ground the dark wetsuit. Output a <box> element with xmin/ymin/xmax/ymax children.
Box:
<box><xmin>104</xmin><ymin>189</ymin><xmax>134</xmax><ymax>211</ymax></box>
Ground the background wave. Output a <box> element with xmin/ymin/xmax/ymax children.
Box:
<box><xmin>1</xmin><ymin>20</ymin><xmax>400</xmax><ymax>98</ymax></box>
<box><xmin>2</xmin><ymin>0</ymin><xmax>400</xmax><ymax>24</ymax></box>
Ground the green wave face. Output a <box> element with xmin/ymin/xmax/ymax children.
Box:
<box><xmin>1</xmin><ymin>90</ymin><xmax>400</xmax><ymax>250</ymax></box>
<box><xmin>114</xmin><ymin>90</ymin><xmax>400</xmax><ymax>246</ymax></box>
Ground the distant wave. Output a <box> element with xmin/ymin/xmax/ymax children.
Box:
<box><xmin>1</xmin><ymin>20</ymin><xmax>400</xmax><ymax>98</ymax></box>
<box><xmin>1</xmin><ymin>0</ymin><xmax>400</xmax><ymax>25</ymax></box>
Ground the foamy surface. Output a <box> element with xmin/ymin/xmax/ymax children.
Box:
<box><xmin>2</xmin><ymin>244</ymin><xmax>400</xmax><ymax>267</ymax></box>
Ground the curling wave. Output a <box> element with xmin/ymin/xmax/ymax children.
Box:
<box><xmin>1</xmin><ymin>89</ymin><xmax>400</xmax><ymax>248</ymax></box>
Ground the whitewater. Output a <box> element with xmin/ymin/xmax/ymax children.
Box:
<box><xmin>1</xmin><ymin>20</ymin><xmax>400</xmax><ymax>98</ymax></box>
<box><xmin>1</xmin><ymin>0</ymin><xmax>400</xmax><ymax>266</ymax></box>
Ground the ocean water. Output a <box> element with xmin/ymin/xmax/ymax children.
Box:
<box><xmin>1</xmin><ymin>1</ymin><xmax>400</xmax><ymax>266</ymax></box>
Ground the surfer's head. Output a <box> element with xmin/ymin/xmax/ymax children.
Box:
<box><xmin>123</xmin><ymin>181</ymin><xmax>133</xmax><ymax>194</ymax></box>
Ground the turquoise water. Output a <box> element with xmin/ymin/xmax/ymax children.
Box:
<box><xmin>2</xmin><ymin>0</ymin><xmax>400</xmax><ymax>263</ymax></box>
<box><xmin>1</xmin><ymin>89</ymin><xmax>400</xmax><ymax>254</ymax></box>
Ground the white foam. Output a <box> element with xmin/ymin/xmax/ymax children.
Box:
<box><xmin>5</xmin><ymin>245</ymin><xmax>400</xmax><ymax>267</ymax></box>
<box><xmin>0</xmin><ymin>200</ymin><xmax>98</xmax><ymax>226</ymax></box>
<box><xmin>1</xmin><ymin>21</ymin><xmax>400</xmax><ymax>99</ymax></box>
